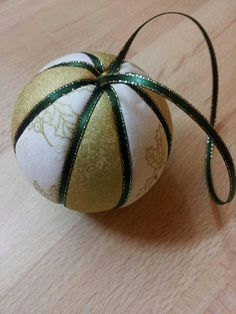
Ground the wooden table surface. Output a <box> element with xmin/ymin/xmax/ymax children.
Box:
<box><xmin>1</xmin><ymin>1</ymin><xmax>236</xmax><ymax>313</ymax></box>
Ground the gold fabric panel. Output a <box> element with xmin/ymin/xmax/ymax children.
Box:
<box><xmin>90</xmin><ymin>52</ymin><xmax>116</xmax><ymax>71</ymax></box>
<box><xmin>11</xmin><ymin>67</ymin><xmax>96</xmax><ymax>141</ymax></box>
<box><xmin>66</xmin><ymin>92</ymin><xmax>123</xmax><ymax>213</ymax></box>
<box><xmin>142</xmin><ymin>88</ymin><xmax>173</xmax><ymax>136</ymax></box>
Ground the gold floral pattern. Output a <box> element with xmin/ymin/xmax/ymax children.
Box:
<box><xmin>136</xmin><ymin>127</ymin><xmax>167</xmax><ymax>198</ymax></box>
<box><xmin>33</xmin><ymin>180</ymin><xmax>58</xmax><ymax>202</ymax></box>
<box><xmin>28</xmin><ymin>102</ymin><xmax>75</xmax><ymax>146</ymax></box>
<box><xmin>27</xmin><ymin>86</ymin><xmax>93</xmax><ymax>155</ymax></box>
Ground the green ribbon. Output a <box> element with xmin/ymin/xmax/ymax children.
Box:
<box><xmin>105</xmin><ymin>85</ymin><xmax>132</xmax><ymax>207</ymax></box>
<box><xmin>59</xmin><ymin>86</ymin><xmax>104</xmax><ymax>204</ymax></box>
<box><xmin>81</xmin><ymin>52</ymin><xmax>104</xmax><ymax>73</ymax></box>
<box><xmin>102</xmin><ymin>11</ymin><xmax>235</xmax><ymax>205</ymax></box>
<box><xmin>98</xmin><ymin>73</ymin><xmax>235</xmax><ymax>204</ymax></box>
<box><xmin>47</xmin><ymin>61</ymin><xmax>100</xmax><ymax>76</ymax></box>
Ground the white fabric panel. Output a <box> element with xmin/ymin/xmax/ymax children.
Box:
<box><xmin>15</xmin><ymin>85</ymin><xmax>95</xmax><ymax>202</ymax></box>
<box><xmin>117</xmin><ymin>61</ymin><xmax>168</xmax><ymax>206</ymax></box>
<box><xmin>112</xmin><ymin>84</ymin><xmax>168</xmax><ymax>207</ymax></box>
<box><xmin>120</xmin><ymin>61</ymin><xmax>147</xmax><ymax>76</ymax></box>
<box><xmin>39</xmin><ymin>53</ymin><xmax>94</xmax><ymax>72</ymax></box>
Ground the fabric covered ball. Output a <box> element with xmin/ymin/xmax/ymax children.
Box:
<box><xmin>11</xmin><ymin>52</ymin><xmax>173</xmax><ymax>213</ymax></box>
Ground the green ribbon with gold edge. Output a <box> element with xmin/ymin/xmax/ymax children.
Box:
<box><xmin>81</xmin><ymin>52</ymin><xmax>104</xmax><ymax>73</ymax></box>
<box><xmin>104</xmin><ymin>11</ymin><xmax>235</xmax><ymax>205</ymax></box>
<box><xmin>59</xmin><ymin>86</ymin><xmax>103</xmax><ymax>204</ymax></box>
<box><xmin>47</xmin><ymin>61</ymin><xmax>100</xmax><ymax>76</ymax></box>
<box><xmin>105</xmin><ymin>85</ymin><xmax>132</xmax><ymax>207</ymax></box>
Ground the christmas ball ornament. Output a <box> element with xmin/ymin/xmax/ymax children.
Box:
<box><xmin>12</xmin><ymin>12</ymin><xmax>236</xmax><ymax>213</ymax></box>
<box><xmin>12</xmin><ymin>52</ymin><xmax>172</xmax><ymax>212</ymax></box>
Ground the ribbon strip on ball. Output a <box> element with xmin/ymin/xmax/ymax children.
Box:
<box><xmin>11</xmin><ymin>12</ymin><xmax>236</xmax><ymax>212</ymax></box>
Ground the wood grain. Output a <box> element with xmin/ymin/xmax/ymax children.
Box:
<box><xmin>0</xmin><ymin>0</ymin><xmax>236</xmax><ymax>313</ymax></box>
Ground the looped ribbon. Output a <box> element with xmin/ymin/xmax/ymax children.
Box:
<box><xmin>97</xmin><ymin>12</ymin><xmax>236</xmax><ymax>205</ymax></box>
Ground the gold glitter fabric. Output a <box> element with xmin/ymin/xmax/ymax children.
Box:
<box><xmin>11</xmin><ymin>67</ymin><xmax>96</xmax><ymax>141</ymax></box>
<box><xmin>65</xmin><ymin>92</ymin><xmax>123</xmax><ymax>213</ymax></box>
